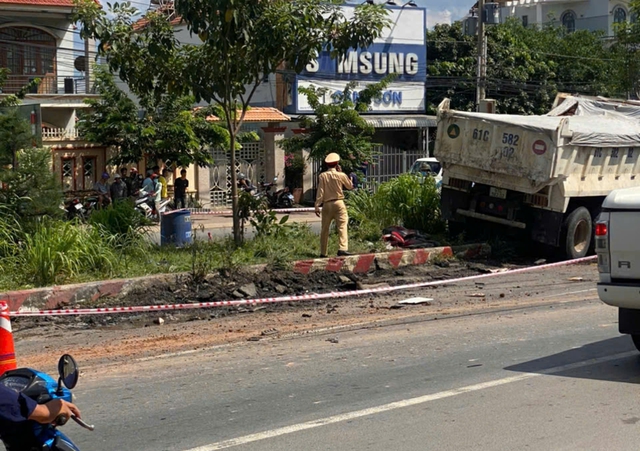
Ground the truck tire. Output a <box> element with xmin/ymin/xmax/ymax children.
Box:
<box><xmin>632</xmin><ymin>335</ymin><xmax>640</xmax><ymax>353</ymax></box>
<box><xmin>562</xmin><ymin>206</ymin><xmax>592</xmax><ymax>259</ymax></box>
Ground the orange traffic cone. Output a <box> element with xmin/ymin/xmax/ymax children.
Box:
<box><xmin>0</xmin><ymin>302</ymin><xmax>16</xmax><ymax>375</ymax></box>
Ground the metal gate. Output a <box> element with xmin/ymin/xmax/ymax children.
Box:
<box><xmin>209</xmin><ymin>141</ymin><xmax>265</xmax><ymax>207</ymax></box>
<box><xmin>364</xmin><ymin>146</ymin><xmax>427</xmax><ymax>189</ymax></box>
<box><xmin>310</xmin><ymin>146</ymin><xmax>427</xmax><ymax>196</ymax></box>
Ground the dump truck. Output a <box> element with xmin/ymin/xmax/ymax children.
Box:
<box><xmin>434</xmin><ymin>98</ymin><xmax>640</xmax><ymax>259</ymax></box>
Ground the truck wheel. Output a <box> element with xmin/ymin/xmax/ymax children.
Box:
<box><xmin>562</xmin><ymin>206</ymin><xmax>592</xmax><ymax>259</ymax></box>
<box><xmin>632</xmin><ymin>335</ymin><xmax>640</xmax><ymax>352</ymax></box>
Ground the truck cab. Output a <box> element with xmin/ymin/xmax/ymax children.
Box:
<box><xmin>596</xmin><ymin>186</ymin><xmax>640</xmax><ymax>350</ymax></box>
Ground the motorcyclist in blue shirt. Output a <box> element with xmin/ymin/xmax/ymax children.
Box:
<box><xmin>0</xmin><ymin>384</ymin><xmax>80</xmax><ymax>424</ymax></box>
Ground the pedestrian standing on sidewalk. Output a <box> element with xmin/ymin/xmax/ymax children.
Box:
<box><xmin>174</xmin><ymin>169</ymin><xmax>189</xmax><ymax>209</ymax></box>
<box><xmin>159</xmin><ymin>168</ymin><xmax>169</xmax><ymax>200</ymax></box>
<box><xmin>315</xmin><ymin>152</ymin><xmax>353</xmax><ymax>258</ymax></box>
<box><xmin>110</xmin><ymin>173</ymin><xmax>128</xmax><ymax>202</ymax></box>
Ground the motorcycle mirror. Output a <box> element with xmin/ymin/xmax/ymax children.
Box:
<box><xmin>57</xmin><ymin>354</ymin><xmax>79</xmax><ymax>390</ymax></box>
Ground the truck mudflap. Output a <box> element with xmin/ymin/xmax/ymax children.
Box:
<box><xmin>530</xmin><ymin>208</ymin><xmax>563</xmax><ymax>247</ymax></box>
<box><xmin>441</xmin><ymin>187</ymin><xmax>470</xmax><ymax>221</ymax></box>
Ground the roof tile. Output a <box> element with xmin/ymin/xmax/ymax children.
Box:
<box><xmin>205</xmin><ymin>107</ymin><xmax>290</xmax><ymax>123</ymax></box>
<box><xmin>0</xmin><ymin>0</ymin><xmax>75</xmax><ymax>6</ymax></box>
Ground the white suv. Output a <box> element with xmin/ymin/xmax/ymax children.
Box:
<box><xmin>596</xmin><ymin>186</ymin><xmax>640</xmax><ymax>351</ymax></box>
<box><xmin>409</xmin><ymin>157</ymin><xmax>442</xmax><ymax>189</ymax></box>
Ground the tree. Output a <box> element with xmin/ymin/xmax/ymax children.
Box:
<box><xmin>74</xmin><ymin>0</ymin><xmax>390</xmax><ymax>244</ymax></box>
<box><xmin>0</xmin><ymin>69</ymin><xmax>41</xmax><ymax>169</ymax></box>
<box><xmin>0</xmin><ymin>68</ymin><xmax>40</xmax><ymax>108</ymax></box>
<box><xmin>78</xmin><ymin>67</ymin><xmax>229</xmax><ymax>167</ymax></box>
<box><xmin>426</xmin><ymin>19</ymin><xmax>617</xmax><ymax>114</ymax></box>
<box><xmin>280</xmin><ymin>77</ymin><xmax>394</xmax><ymax>176</ymax></box>
<box><xmin>609</xmin><ymin>0</ymin><xmax>640</xmax><ymax>99</ymax></box>
<box><xmin>0</xmin><ymin>147</ymin><xmax>62</xmax><ymax>219</ymax></box>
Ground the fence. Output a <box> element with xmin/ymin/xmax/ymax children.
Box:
<box><xmin>42</xmin><ymin>127</ymin><xmax>79</xmax><ymax>140</ymax></box>
<box><xmin>364</xmin><ymin>146</ymin><xmax>427</xmax><ymax>189</ymax></box>
<box><xmin>209</xmin><ymin>141</ymin><xmax>265</xmax><ymax>207</ymax></box>
<box><xmin>311</xmin><ymin>146</ymin><xmax>427</xmax><ymax>195</ymax></box>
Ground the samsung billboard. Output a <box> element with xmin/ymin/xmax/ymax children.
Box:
<box><xmin>289</xmin><ymin>4</ymin><xmax>426</xmax><ymax>114</ymax></box>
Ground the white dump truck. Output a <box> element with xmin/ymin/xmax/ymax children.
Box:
<box><xmin>596</xmin><ymin>187</ymin><xmax>640</xmax><ymax>351</ymax></box>
<box><xmin>434</xmin><ymin>97</ymin><xmax>640</xmax><ymax>259</ymax></box>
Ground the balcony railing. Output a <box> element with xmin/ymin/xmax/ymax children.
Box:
<box><xmin>0</xmin><ymin>74</ymin><xmax>90</xmax><ymax>95</ymax></box>
<box><xmin>42</xmin><ymin>127</ymin><xmax>79</xmax><ymax>140</ymax></box>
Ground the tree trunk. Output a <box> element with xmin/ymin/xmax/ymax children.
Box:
<box><xmin>230</xmin><ymin>131</ymin><xmax>241</xmax><ymax>245</ymax></box>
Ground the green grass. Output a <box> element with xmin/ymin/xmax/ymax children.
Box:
<box><xmin>0</xmin><ymin>221</ymin><xmax>386</xmax><ymax>292</ymax></box>
<box><xmin>347</xmin><ymin>174</ymin><xmax>446</xmax><ymax>242</ymax></box>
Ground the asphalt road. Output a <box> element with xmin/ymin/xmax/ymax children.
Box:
<box><xmin>61</xmin><ymin>285</ymin><xmax>640</xmax><ymax>451</ymax></box>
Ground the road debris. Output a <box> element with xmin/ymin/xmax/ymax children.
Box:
<box><xmin>153</xmin><ymin>317</ymin><xmax>165</xmax><ymax>325</ymax></box>
<box><xmin>397</xmin><ymin>297</ymin><xmax>433</xmax><ymax>306</ymax></box>
<box><xmin>568</xmin><ymin>277</ymin><xmax>585</xmax><ymax>282</ymax></box>
<box><xmin>468</xmin><ymin>293</ymin><xmax>486</xmax><ymax>298</ymax></box>
<box><xmin>327</xmin><ymin>337</ymin><xmax>339</xmax><ymax>344</ymax></box>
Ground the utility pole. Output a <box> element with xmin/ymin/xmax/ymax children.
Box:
<box><xmin>476</xmin><ymin>0</ymin><xmax>486</xmax><ymax>111</ymax></box>
<box><xmin>84</xmin><ymin>38</ymin><xmax>91</xmax><ymax>94</ymax></box>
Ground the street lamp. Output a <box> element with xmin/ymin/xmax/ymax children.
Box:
<box><xmin>402</xmin><ymin>0</ymin><xmax>417</xmax><ymax>6</ymax></box>
<box><xmin>386</xmin><ymin>0</ymin><xmax>398</xmax><ymax>5</ymax></box>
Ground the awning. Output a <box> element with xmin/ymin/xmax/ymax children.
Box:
<box><xmin>363</xmin><ymin>115</ymin><xmax>437</xmax><ymax>129</ymax></box>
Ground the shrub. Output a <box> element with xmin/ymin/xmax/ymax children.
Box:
<box><xmin>89</xmin><ymin>200</ymin><xmax>151</xmax><ymax>244</ymax></box>
<box><xmin>18</xmin><ymin>219</ymin><xmax>118</xmax><ymax>287</ymax></box>
<box><xmin>347</xmin><ymin>174</ymin><xmax>444</xmax><ymax>238</ymax></box>
<box><xmin>0</xmin><ymin>205</ymin><xmax>22</xmax><ymax>258</ymax></box>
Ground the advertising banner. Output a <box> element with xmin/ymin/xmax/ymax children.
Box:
<box><xmin>290</xmin><ymin>5</ymin><xmax>426</xmax><ymax>115</ymax></box>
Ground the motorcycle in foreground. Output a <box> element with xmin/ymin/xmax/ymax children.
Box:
<box><xmin>0</xmin><ymin>354</ymin><xmax>93</xmax><ymax>451</ymax></box>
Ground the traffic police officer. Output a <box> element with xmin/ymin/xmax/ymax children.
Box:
<box><xmin>315</xmin><ymin>153</ymin><xmax>353</xmax><ymax>258</ymax></box>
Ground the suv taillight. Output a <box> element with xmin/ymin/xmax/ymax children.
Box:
<box><xmin>595</xmin><ymin>220</ymin><xmax>610</xmax><ymax>273</ymax></box>
<box><xmin>595</xmin><ymin>222</ymin><xmax>607</xmax><ymax>236</ymax></box>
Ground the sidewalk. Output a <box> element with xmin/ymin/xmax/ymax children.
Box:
<box><xmin>150</xmin><ymin>211</ymin><xmax>322</xmax><ymax>243</ymax></box>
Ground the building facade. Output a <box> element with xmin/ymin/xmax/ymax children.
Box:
<box><xmin>498</xmin><ymin>0</ymin><xmax>634</xmax><ymax>35</ymax></box>
<box><xmin>0</xmin><ymin>0</ymin><xmax>105</xmax><ymax>193</ymax></box>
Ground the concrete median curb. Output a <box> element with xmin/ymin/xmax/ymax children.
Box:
<box><xmin>0</xmin><ymin>243</ymin><xmax>490</xmax><ymax>313</ymax></box>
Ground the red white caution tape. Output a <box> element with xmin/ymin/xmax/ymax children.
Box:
<box><xmin>189</xmin><ymin>207</ymin><xmax>316</xmax><ymax>216</ymax></box>
<box><xmin>10</xmin><ymin>256</ymin><xmax>596</xmax><ymax>317</ymax></box>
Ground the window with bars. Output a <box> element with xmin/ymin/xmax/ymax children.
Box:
<box><xmin>0</xmin><ymin>26</ymin><xmax>56</xmax><ymax>92</ymax></box>
<box><xmin>61</xmin><ymin>158</ymin><xmax>75</xmax><ymax>191</ymax></box>
<box><xmin>83</xmin><ymin>157</ymin><xmax>96</xmax><ymax>190</ymax></box>
<box><xmin>561</xmin><ymin>11</ymin><xmax>576</xmax><ymax>33</ymax></box>
<box><xmin>614</xmin><ymin>6</ymin><xmax>627</xmax><ymax>24</ymax></box>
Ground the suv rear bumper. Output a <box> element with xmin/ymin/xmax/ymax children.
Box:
<box><xmin>598</xmin><ymin>283</ymin><xmax>640</xmax><ymax>309</ymax></box>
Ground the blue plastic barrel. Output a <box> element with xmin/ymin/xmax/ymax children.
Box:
<box><xmin>172</xmin><ymin>210</ymin><xmax>193</xmax><ymax>246</ymax></box>
<box><xmin>160</xmin><ymin>212</ymin><xmax>175</xmax><ymax>246</ymax></box>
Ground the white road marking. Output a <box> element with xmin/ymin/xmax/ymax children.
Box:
<box><xmin>182</xmin><ymin>350</ymin><xmax>637</xmax><ymax>451</ymax></box>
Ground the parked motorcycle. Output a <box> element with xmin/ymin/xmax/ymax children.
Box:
<box><xmin>0</xmin><ymin>354</ymin><xmax>93</xmax><ymax>451</ymax></box>
<box><xmin>134</xmin><ymin>189</ymin><xmax>172</xmax><ymax>220</ymax></box>
<box><xmin>134</xmin><ymin>189</ymin><xmax>153</xmax><ymax>218</ymax></box>
<box><xmin>62</xmin><ymin>197</ymin><xmax>86</xmax><ymax>221</ymax></box>
<box><xmin>258</xmin><ymin>177</ymin><xmax>294</xmax><ymax>208</ymax></box>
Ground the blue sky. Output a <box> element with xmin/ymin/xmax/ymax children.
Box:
<box><xmin>125</xmin><ymin>0</ymin><xmax>470</xmax><ymax>29</ymax></box>
<box><xmin>414</xmin><ymin>0</ymin><xmax>471</xmax><ymax>28</ymax></box>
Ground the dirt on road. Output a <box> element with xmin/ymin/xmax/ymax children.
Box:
<box><xmin>11</xmin><ymin>258</ymin><xmax>600</xmax><ymax>373</ymax></box>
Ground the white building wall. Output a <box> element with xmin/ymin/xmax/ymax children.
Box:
<box><xmin>501</xmin><ymin>0</ymin><xmax>631</xmax><ymax>35</ymax></box>
<box><xmin>173</xmin><ymin>25</ymin><xmax>278</xmax><ymax>108</ymax></box>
